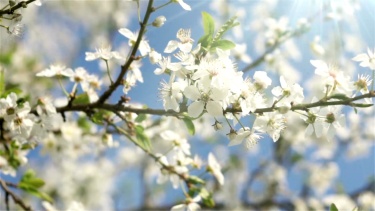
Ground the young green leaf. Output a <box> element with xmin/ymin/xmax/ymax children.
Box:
<box><xmin>73</xmin><ymin>93</ymin><xmax>90</xmax><ymax>105</ymax></box>
<box><xmin>0</xmin><ymin>67</ymin><xmax>5</xmax><ymax>96</ymax></box>
<box><xmin>135</xmin><ymin>114</ymin><xmax>147</xmax><ymax>123</ymax></box>
<box><xmin>211</xmin><ymin>40</ymin><xmax>236</xmax><ymax>51</ymax></box>
<box><xmin>202</xmin><ymin>11</ymin><xmax>215</xmax><ymax>36</ymax></box>
<box><xmin>200</xmin><ymin>188</ymin><xmax>215</xmax><ymax>208</ymax></box>
<box><xmin>135</xmin><ymin>125</ymin><xmax>151</xmax><ymax>151</ymax></box>
<box><xmin>212</xmin><ymin>15</ymin><xmax>239</xmax><ymax>44</ymax></box>
<box><xmin>198</xmin><ymin>34</ymin><xmax>213</xmax><ymax>49</ymax></box>
<box><xmin>330</xmin><ymin>203</ymin><xmax>339</xmax><ymax>211</ymax></box>
<box><xmin>183</xmin><ymin>117</ymin><xmax>195</xmax><ymax>135</ymax></box>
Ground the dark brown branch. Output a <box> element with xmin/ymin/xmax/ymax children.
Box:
<box><xmin>96</xmin><ymin>0</ymin><xmax>154</xmax><ymax>104</ymax></box>
<box><xmin>0</xmin><ymin>179</ymin><xmax>32</xmax><ymax>211</ymax></box>
<box><xmin>0</xmin><ymin>0</ymin><xmax>36</xmax><ymax>16</ymax></box>
<box><xmin>56</xmin><ymin>91</ymin><xmax>375</xmax><ymax>117</ymax></box>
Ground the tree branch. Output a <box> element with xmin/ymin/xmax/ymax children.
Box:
<box><xmin>0</xmin><ymin>0</ymin><xmax>36</xmax><ymax>16</ymax></box>
<box><xmin>0</xmin><ymin>179</ymin><xmax>32</xmax><ymax>211</ymax></box>
<box><xmin>97</xmin><ymin>0</ymin><xmax>154</xmax><ymax>104</ymax></box>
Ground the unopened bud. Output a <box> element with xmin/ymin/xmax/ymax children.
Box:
<box><xmin>9</xmin><ymin>0</ymin><xmax>16</xmax><ymax>7</ymax></box>
<box><xmin>212</xmin><ymin>120</ymin><xmax>223</xmax><ymax>131</ymax></box>
<box><xmin>226</xmin><ymin>129</ymin><xmax>237</xmax><ymax>141</ymax></box>
<box><xmin>277</xmin><ymin>106</ymin><xmax>290</xmax><ymax>114</ymax></box>
<box><xmin>152</xmin><ymin>16</ymin><xmax>166</xmax><ymax>27</ymax></box>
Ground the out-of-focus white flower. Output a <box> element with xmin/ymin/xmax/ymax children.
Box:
<box><xmin>310</xmin><ymin>60</ymin><xmax>353</xmax><ymax>94</ymax></box>
<box><xmin>323</xmin><ymin>194</ymin><xmax>356</xmax><ymax>211</ymax></box>
<box><xmin>172</xmin><ymin>0</ymin><xmax>191</xmax><ymax>11</ymax></box>
<box><xmin>66</xmin><ymin>201</ymin><xmax>86</xmax><ymax>211</ymax></box>
<box><xmin>7</xmin><ymin>23</ymin><xmax>24</xmax><ymax>37</ymax></box>
<box><xmin>37</xmin><ymin>96</ymin><xmax>57</xmax><ymax>115</ymax></box>
<box><xmin>85</xmin><ymin>46</ymin><xmax>123</xmax><ymax>61</ymax></box>
<box><xmin>233</xmin><ymin>43</ymin><xmax>252</xmax><ymax>63</ymax></box>
<box><xmin>207</xmin><ymin>153</ymin><xmax>224</xmax><ymax>185</ymax></box>
<box><xmin>149</xmin><ymin>49</ymin><xmax>162</xmax><ymax>64</ymax></box>
<box><xmin>353</xmin><ymin>74</ymin><xmax>372</xmax><ymax>103</ymax></box>
<box><xmin>42</xmin><ymin>201</ymin><xmax>58</xmax><ymax>211</ymax></box>
<box><xmin>118</xmin><ymin>28</ymin><xmax>151</xmax><ymax>56</ymax></box>
<box><xmin>308</xmin><ymin>162</ymin><xmax>339</xmax><ymax>195</ymax></box>
<box><xmin>254</xmin><ymin>113</ymin><xmax>286</xmax><ymax>142</ymax></box>
<box><xmin>160</xmin><ymin>130</ymin><xmax>191</xmax><ymax>155</ymax></box>
<box><xmin>272</xmin><ymin>76</ymin><xmax>304</xmax><ymax>108</ymax></box>
<box><xmin>310</xmin><ymin>36</ymin><xmax>325</xmax><ymax>56</ymax></box>
<box><xmin>34</xmin><ymin>0</ymin><xmax>42</xmax><ymax>6</ymax></box>
<box><xmin>171</xmin><ymin>196</ymin><xmax>201</xmax><ymax>211</ymax></box>
<box><xmin>253</xmin><ymin>71</ymin><xmax>272</xmax><ymax>90</ymax></box>
<box><xmin>358</xmin><ymin>191</ymin><xmax>375</xmax><ymax>210</ymax></box>
<box><xmin>352</xmin><ymin>48</ymin><xmax>375</xmax><ymax>70</ymax></box>
<box><xmin>80</xmin><ymin>74</ymin><xmax>102</xmax><ymax>103</ymax></box>
<box><xmin>318</xmin><ymin>106</ymin><xmax>345</xmax><ymax>141</ymax></box>
<box><xmin>228</xmin><ymin>127</ymin><xmax>262</xmax><ymax>149</ymax></box>
<box><xmin>155</xmin><ymin>154</ymin><xmax>187</xmax><ymax>189</ymax></box>
<box><xmin>36</xmin><ymin>64</ymin><xmax>74</xmax><ymax>78</ymax></box>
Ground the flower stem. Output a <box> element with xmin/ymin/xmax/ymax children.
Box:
<box><xmin>105</xmin><ymin>60</ymin><xmax>114</xmax><ymax>84</ymax></box>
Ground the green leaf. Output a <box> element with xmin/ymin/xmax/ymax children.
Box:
<box><xmin>329</xmin><ymin>94</ymin><xmax>350</xmax><ymax>100</ymax></box>
<box><xmin>187</xmin><ymin>176</ymin><xmax>205</xmax><ymax>185</ymax></box>
<box><xmin>77</xmin><ymin>116</ymin><xmax>91</xmax><ymax>132</ymax></box>
<box><xmin>212</xmin><ymin>16</ymin><xmax>239</xmax><ymax>44</ymax></box>
<box><xmin>182</xmin><ymin>117</ymin><xmax>195</xmax><ymax>135</ymax></box>
<box><xmin>73</xmin><ymin>93</ymin><xmax>90</xmax><ymax>105</ymax></box>
<box><xmin>27</xmin><ymin>178</ymin><xmax>45</xmax><ymax>188</ymax></box>
<box><xmin>0</xmin><ymin>86</ymin><xmax>22</xmax><ymax>98</ymax></box>
<box><xmin>22</xmin><ymin>169</ymin><xmax>36</xmax><ymax>180</ymax></box>
<box><xmin>200</xmin><ymin>188</ymin><xmax>215</xmax><ymax>208</ymax></box>
<box><xmin>198</xmin><ymin>34</ymin><xmax>213</xmax><ymax>49</ymax></box>
<box><xmin>211</xmin><ymin>40</ymin><xmax>236</xmax><ymax>50</ymax></box>
<box><xmin>0</xmin><ymin>67</ymin><xmax>4</xmax><ymax>96</ymax></box>
<box><xmin>330</xmin><ymin>203</ymin><xmax>339</xmax><ymax>211</ymax></box>
<box><xmin>135</xmin><ymin>114</ymin><xmax>147</xmax><ymax>123</ymax></box>
<box><xmin>134</xmin><ymin>125</ymin><xmax>151</xmax><ymax>151</ymax></box>
<box><xmin>291</xmin><ymin>153</ymin><xmax>303</xmax><ymax>164</ymax></box>
<box><xmin>353</xmin><ymin>103</ymin><xmax>373</xmax><ymax>108</ymax></box>
<box><xmin>91</xmin><ymin>110</ymin><xmax>109</xmax><ymax>125</ymax></box>
<box><xmin>202</xmin><ymin>11</ymin><xmax>215</xmax><ymax>36</ymax></box>
<box><xmin>22</xmin><ymin>187</ymin><xmax>53</xmax><ymax>203</ymax></box>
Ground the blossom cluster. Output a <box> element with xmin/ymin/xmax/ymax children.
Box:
<box><xmin>148</xmin><ymin>27</ymin><xmax>374</xmax><ymax>149</ymax></box>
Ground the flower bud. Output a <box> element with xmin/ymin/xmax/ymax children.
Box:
<box><xmin>212</xmin><ymin>120</ymin><xmax>223</xmax><ymax>131</ymax></box>
<box><xmin>226</xmin><ymin>129</ymin><xmax>237</xmax><ymax>141</ymax></box>
<box><xmin>277</xmin><ymin>106</ymin><xmax>290</xmax><ymax>114</ymax></box>
<box><xmin>152</xmin><ymin>16</ymin><xmax>166</xmax><ymax>27</ymax></box>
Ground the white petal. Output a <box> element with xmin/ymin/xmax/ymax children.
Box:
<box><xmin>206</xmin><ymin>101</ymin><xmax>223</xmax><ymax>117</ymax></box>
<box><xmin>164</xmin><ymin>40</ymin><xmax>179</xmax><ymax>53</ymax></box>
<box><xmin>118</xmin><ymin>28</ymin><xmax>134</xmax><ymax>39</ymax></box>
<box><xmin>178</xmin><ymin>42</ymin><xmax>193</xmax><ymax>53</ymax></box>
<box><xmin>178</xmin><ymin>0</ymin><xmax>191</xmax><ymax>11</ymax></box>
<box><xmin>188</xmin><ymin>101</ymin><xmax>204</xmax><ymax>118</ymax></box>
<box><xmin>171</xmin><ymin>204</ymin><xmax>186</xmax><ymax>211</ymax></box>
<box><xmin>280</xmin><ymin>76</ymin><xmax>288</xmax><ymax>88</ymax></box>
<box><xmin>305</xmin><ymin>124</ymin><xmax>314</xmax><ymax>136</ymax></box>
<box><xmin>272</xmin><ymin>86</ymin><xmax>283</xmax><ymax>97</ymax></box>
<box><xmin>352</xmin><ymin>53</ymin><xmax>367</xmax><ymax>61</ymax></box>
<box><xmin>315</xmin><ymin>123</ymin><xmax>324</xmax><ymax>138</ymax></box>
<box><xmin>85</xmin><ymin>52</ymin><xmax>97</xmax><ymax>61</ymax></box>
<box><xmin>184</xmin><ymin>86</ymin><xmax>200</xmax><ymax>100</ymax></box>
<box><xmin>154</xmin><ymin>68</ymin><xmax>164</xmax><ymax>75</ymax></box>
